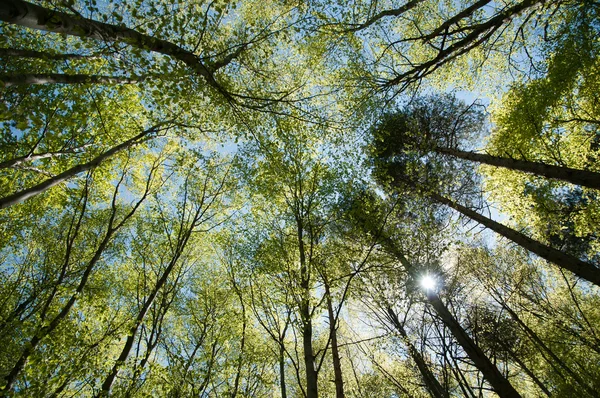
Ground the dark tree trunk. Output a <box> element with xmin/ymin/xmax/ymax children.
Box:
<box><xmin>297</xmin><ymin>220</ymin><xmax>319</xmax><ymax>398</ymax></box>
<box><xmin>279</xmin><ymin>344</ymin><xmax>287</xmax><ymax>398</ymax></box>
<box><xmin>386</xmin><ymin>307</ymin><xmax>447</xmax><ymax>398</ymax></box>
<box><xmin>1</xmin><ymin>73</ymin><xmax>141</xmax><ymax>86</ymax></box>
<box><xmin>436</xmin><ymin>147</ymin><xmax>600</xmax><ymax>190</ymax></box>
<box><xmin>426</xmin><ymin>293</ymin><xmax>522</xmax><ymax>398</ymax></box>
<box><xmin>0</xmin><ymin>47</ymin><xmax>96</xmax><ymax>60</ymax></box>
<box><xmin>324</xmin><ymin>277</ymin><xmax>344</xmax><ymax>398</ymax></box>
<box><xmin>428</xmin><ymin>191</ymin><xmax>600</xmax><ymax>286</ymax></box>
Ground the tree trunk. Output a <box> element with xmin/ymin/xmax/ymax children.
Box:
<box><xmin>279</xmin><ymin>344</ymin><xmax>287</xmax><ymax>398</ymax></box>
<box><xmin>436</xmin><ymin>147</ymin><xmax>600</xmax><ymax>190</ymax></box>
<box><xmin>297</xmin><ymin>220</ymin><xmax>319</xmax><ymax>398</ymax></box>
<box><xmin>386</xmin><ymin>307</ymin><xmax>447</xmax><ymax>398</ymax></box>
<box><xmin>0</xmin><ymin>125</ymin><xmax>157</xmax><ymax>209</ymax></box>
<box><xmin>0</xmin><ymin>73</ymin><xmax>141</xmax><ymax>87</ymax></box>
<box><xmin>426</xmin><ymin>293</ymin><xmax>522</xmax><ymax>398</ymax></box>
<box><xmin>428</xmin><ymin>191</ymin><xmax>600</xmax><ymax>286</ymax></box>
<box><xmin>0</xmin><ymin>145</ymin><xmax>90</xmax><ymax>170</ymax></box>
<box><xmin>324</xmin><ymin>277</ymin><xmax>344</xmax><ymax>398</ymax></box>
<box><xmin>0</xmin><ymin>0</ymin><xmax>227</xmax><ymax>94</ymax></box>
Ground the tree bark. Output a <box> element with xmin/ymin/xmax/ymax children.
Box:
<box><xmin>1</xmin><ymin>73</ymin><xmax>142</xmax><ymax>86</ymax></box>
<box><xmin>0</xmin><ymin>145</ymin><xmax>90</xmax><ymax>169</ymax></box>
<box><xmin>324</xmin><ymin>276</ymin><xmax>344</xmax><ymax>398</ymax></box>
<box><xmin>279</xmin><ymin>344</ymin><xmax>287</xmax><ymax>398</ymax></box>
<box><xmin>436</xmin><ymin>147</ymin><xmax>600</xmax><ymax>190</ymax></box>
<box><xmin>297</xmin><ymin>219</ymin><xmax>319</xmax><ymax>398</ymax></box>
<box><xmin>427</xmin><ymin>191</ymin><xmax>600</xmax><ymax>287</ymax></box>
<box><xmin>0</xmin><ymin>125</ymin><xmax>158</xmax><ymax>209</ymax></box>
<box><xmin>0</xmin><ymin>0</ymin><xmax>228</xmax><ymax>95</ymax></box>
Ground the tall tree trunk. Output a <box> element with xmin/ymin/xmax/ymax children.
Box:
<box><xmin>427</xmin><ymin>190</ymin><xmax>600</xmax><ymax>286</ymax></box>
<box><xmin>436</xmin><ymin>147</ymin><xmax>600</xmax><ymax>190</ymax></box>
<box><xmin>279</xmin><ymin>344</ymin><xmax>287</xmax><ymax>398</ymax></box>
<box><xmin>230</xmin><ymin>272</ymin><xmax>247</xmax><ymax>398</ymax></box>
<box><xmin>0</xmin><ymin>145</ymin><xmax>90</xmax><ymax>170</ymax></box>
<box><xmin>0</xmin><ymin>0</ymin><xmax>232</xmax><ymax>95</ymax></box>
<box><xmin>1</xmin><ymin>73</ymin><xmax>142</xmax><ymax>86</ymax></box>
<box><xmin>386</xmin><ymin>307</ymin><xmax>447</xmax><ymax>398</ymax></box>
<box><xmin>425</xmin><ymin>292</ymin><xmax>522</xmax><ymax>398</ymax></box>
<box><xmin>297</xmin><ymin>220</ymin><xmax>319</xmax><ymax>398</ymax></box>
<box><xmin>0</xmin><ymin>125</ymin><xmax>158</xmax><ymax>209</ymax></box>
<box><xmin>324</xmin><ymin>276</ymin><xmax>344</xmax><ymax>398</ymax></box>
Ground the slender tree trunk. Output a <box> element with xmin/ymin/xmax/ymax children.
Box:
<box><xmin>1</xmin><ymin>73</ymin><xmax>142</xmax><ymax>87</ymax></box>
<box><xmin>0</xmin><ymin>47</ymin><xmax>96</xmax><ymax>60</ymax></box>
<box><xmin>97</xmin><ymin>238</ymin><xmax>189</xmax><ymax>396</ymax></box>
<box><xmin>231</xmin><ymin>274</ymin><xmax>247</xmax><ymax>398</ymax></box>
<box><xmin>324</xmin><ymin>277</ymin><xmax>344</xmax><ymax>398</ymax></box>
<box><xmin>386</xmin><ymin>307</ymin><xmax>447</xmax><ymax>398</ymax></box>
<box><xmin>427</xmin><ymin>191</ymin><xmax>600</xmax><ymax>286</ymax></box>
<box><xmin>436</xmin><ymin>147</ymin><xmax>600</xmax><ymax>190</ymax></box>
<box><xmin>426</xmin><ymin>293</ymin><xmax>522</xmax><ymax>398</ymax></box>
<box><xmin>0</xmin><ymin>0</ymin><xmax>229</xmax><ymax>94</ymax></box>
<box><xmin>0</xmin><ymin>125</ymin><xmax>158</xmax><ymax>209</ymax></box>
<box><xmin>1</xmin><ymin>208</ymin><xmax>118</xmax><ymax>393</ymax></box>
<box><xmin>279</xmin><ymin>344</ymin><xmax>287</xmax><ymax>398</ymax></box>
<box><xmin>297</xmin><ymin>220</ymin><xmax>319</xmax><ymax>398</ymax></box>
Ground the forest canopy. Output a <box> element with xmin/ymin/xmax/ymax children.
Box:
<box><xmin>1</xmin><ymin>0</ymin><xmax>599</xmax><ymax>397</ymax></box>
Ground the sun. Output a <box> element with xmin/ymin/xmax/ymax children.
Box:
<box><xmin>420</xmin><ymin>274</ymin><xmax>437</xmax><ymax>291</ymax></box>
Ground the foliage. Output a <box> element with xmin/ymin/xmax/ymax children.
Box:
<box><xmin>1</xmin><ymin>0</ymin><xmax>599</xmax><ymax>397</ymax></box>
